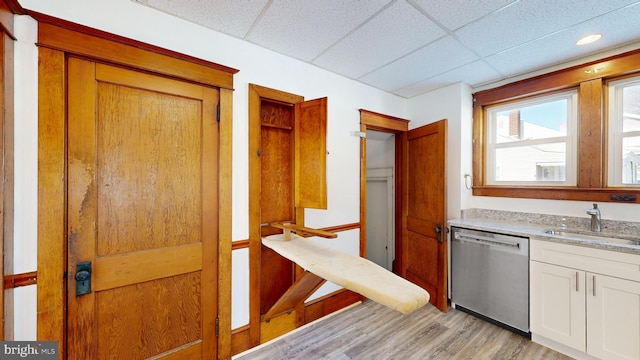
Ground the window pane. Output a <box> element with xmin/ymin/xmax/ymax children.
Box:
<box><xmin>495</xmin><ymin>142</ymin><xmax>566</xmax><ymax>182</ymax></box>
<box><xmin>495</xmin><ymin>99</ymin><xmax>568</xmax><ymax>144</ymax></box>
<box><xmin>623</xmin><ymin>83</ymin><xmax>640</xmax><ymax>132</ymax></box>
<box><xmin>621</xmin><ymin>136</ymin><xmax>640</xmax><ymax>185</ymax></box>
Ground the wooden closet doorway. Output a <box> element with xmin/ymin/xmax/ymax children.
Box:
<box><xmin>359</xmin><ymin>110</ymin><xmax>448</xmax><ymax>312</ymax></box>
<box><xmin>36</xmin><ymin>17</ymin><xmax>235</xmax><ymax>359</ymax></box>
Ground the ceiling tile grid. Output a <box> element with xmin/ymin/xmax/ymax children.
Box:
<box><xmin>394</xmin><ymin>60</ymin><xmax>503</xmax><ymax>98</ymax></box>
<box><xmin>144</xmin><ymin>0</ymin><xmax>269</xmax><ymax>38</ymax></box>
<box><xmin>484</xmin><ymin>2</ymin><xmax>640</xmax><ymax>77</ymax></box>
<box><xmin>312</xmin><ymin>0</ymin><xmax>447</xmax><ymax>79</ymax></box>
<box><xmin>246</xmin><ymin>0</ymin><xmax>390</xmax><ymax>61</ymax></box>
<box><xmin>358</xmin><ymin>35</ymin><xmax>479</xmax><ymax>91</ymax></box>
<box><xmin>412</xmin><ymin>0</ymin><xmax>517</xmax><ymax>31</ymax></box>
<box><xmin>135</xmin><ymin>0</ymin><xmax>640</xmax><ymax>98</ymax></box>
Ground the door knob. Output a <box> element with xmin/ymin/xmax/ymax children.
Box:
<box><xmin>75</xmin><ymin>261</ymin><xmax>92</xmax><ymax>297</ymax></box>
<box><xmin>434</xmin><ymin>224</ymin><xmax>443</xmax><ymax>243</ymax></box>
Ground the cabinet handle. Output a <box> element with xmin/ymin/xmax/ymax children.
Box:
<box><xmin>576</xmin><ymin>272</ymin><xmax>579</xmax><ymax>292</ymax></box>
<box><xmin>592</xmin><ymin>275</ymin><xmax>596</xmax><ymax>297</ymax></box>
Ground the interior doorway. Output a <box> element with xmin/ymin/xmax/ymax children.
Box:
<box><xmin>365</xmin><ymin>131</ymin><xmax>396</xmax><ymax>271</ymax></box>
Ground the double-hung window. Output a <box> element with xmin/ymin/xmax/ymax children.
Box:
<box><xmin>608</xmin><ymin>76</ymin><xmax>640</xmax><ymax>186</ymax></box>
<box><xmin>486</xmin><ymin>90</ymin><xmax>578</xmax><ymax>186</ymax></box>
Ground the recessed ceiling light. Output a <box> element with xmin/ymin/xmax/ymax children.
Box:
<box><xmin>576</xmin><ymin>34</ymin><xmax>602</xmax><ymax>46</ymax></box>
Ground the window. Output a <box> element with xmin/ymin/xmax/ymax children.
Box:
<box><xmin>486</xmin><ymin>91</ymin><xmax>577</xmax><ymax>186</ymax></box>
<box><xmin>472</xmin><ymin>48</ymin><xmax>640</xmax><ymax>202</ymax></box>
<box><xmin>608</xmin><ymin>76</ymin><xmax>640</xmax><ymax>186</ymax></box>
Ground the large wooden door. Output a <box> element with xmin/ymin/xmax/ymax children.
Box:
<box><xmin>403</xmin><ymin>119</ymin><xmax>447</xmax><ymax>312</ymax></box>
<box><xmin>66</xmin><ymin>58</ymin><xmax>219</xmax><ymax>359</ymax></box>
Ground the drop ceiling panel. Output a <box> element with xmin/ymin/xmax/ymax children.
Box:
<box><xmin>247</xmin><ymin>0</ymin><xmax>390</xmax><ymax>61</ymax></box>
<box><xmin>359</xmin><ymin>36</ymin><xmax>478</xmax><ymax>91</ymax></box>
<box><xmin>485</xmin><ymin>2</ymin><xmax>640</xmax><ymax>77</ymax></box>
<box><xmin>312</xmin><ymin>0</ymin><xmax>447</xmax><ymax>79</ymax></box>
<box><xmin>134</xmin><ymin>0</ymin><xmax>640</xmax><ymax>98</ymax></box>
<box><xmin>413</xmin><ymin>0</ymin><xmax>517</xmax><ymax>31</ymax></box>
<box><xmin>455</xmin><ymin>0</ymin><xmax>640</xmax><ymax>57</ymax></box>
<box><xmin>394</xmin><ymin>61</ymin><xmax>502</xmax><ymax>98</ymax></box>
<box><xmin>145</xmin><ymin>0</ymin><xmax>269</xmax><ymax>38</ymax></box>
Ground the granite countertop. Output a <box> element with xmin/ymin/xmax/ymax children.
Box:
<box><xmin>448</xmin><ymin>216</ymin><xmax>640</xmax><ymax>256</ymax></box>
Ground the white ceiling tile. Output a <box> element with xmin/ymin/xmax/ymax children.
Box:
<box><xmin>246</xmin><ymin>0</ymin><xmax>390</xmax><ymax>61</ymax></box>
<box><xmin>135</xmin><ymin>0</ymin><xmax>640</xmax><ymax>98</ymax></box>
<box><xmin>146</xmin><ymin>0</ymin><xmax>269</xmax><ymax>38</ymax></box>
<box><xmin>485</xmin><ymin>2</ymin><xmax>640</xmax><ymax>77</ymax></box>
<box><xmin>455</xmin><ymin>0</ymin><xmax>640</xmax><ymax>57</ymax></box>
<box><xmin>413</xmin><ymin>0</ymin><xmax>516</xmax><ymax>31</ymax></box>
<box><xmin>394</xmin><ymin>61</ymin><xmax>502</xmax><ymax>98</ymax></box>
<box><xmin>359</xmin><ymin>36</ymin><xmax>478</xmax><ymax>91</ymax></box>
<box><xmin>312</xmin><ymin>0</ymin><xmax>447</xmax><ymax>78</ymax></box>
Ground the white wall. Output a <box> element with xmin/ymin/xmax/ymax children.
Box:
<box><xmin>407</xmin><ymin>82</ymin><xmax>473</xmax><ymax>220</ymax></box>
<box><xmin>13</xmin><ymin>14</ymin><xmax>38</xmax><ymax>340</ymax></box>
<box><xmin>14</xmin><ymin>0</ymin><xmax>409</xmax><ymax>337</ymax></box>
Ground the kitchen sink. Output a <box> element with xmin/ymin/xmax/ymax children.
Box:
<box><xmin>544</xmin><ymin>229</ymin><xmax>640</xmax><ymax>246</ymax></box>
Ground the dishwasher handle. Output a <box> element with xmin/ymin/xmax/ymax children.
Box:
<box><xmin>454</xmin><ymin>232</ymin><xmax>521</xmax><ymax>249</ymax></box>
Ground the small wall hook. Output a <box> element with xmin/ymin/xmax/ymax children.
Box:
<box><xmin>464</xmin><ymin>173</ymin><xmax>472</xmax><ymax>190</ymax></box>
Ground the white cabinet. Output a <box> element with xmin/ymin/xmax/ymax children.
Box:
<box><xmin>530</xmin><ymin>239</ymin><xmax>640</xmax><ymax>360</ymax></box>
<box><xmin>530</xmin><ymin>261</ymin><xmax>586</xmax><ymax>351</ymax></box>
<box><xmin>587</xmin><ymin>273</ymin><xmax>640</xmax><ymax>360</ymax></box>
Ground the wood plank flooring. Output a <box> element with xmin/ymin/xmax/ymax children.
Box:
<box><xmin>235</xmin><ymin>300</ymin><xmax>571</xmax><ymax>360</ymax></box>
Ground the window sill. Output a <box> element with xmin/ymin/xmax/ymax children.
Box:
<box><xmin>472</xmin><ymin>186</ymin><xmax>640</xmax><ymax>203</ymax></box>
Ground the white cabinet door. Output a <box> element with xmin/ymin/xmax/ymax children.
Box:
<box><xmin>587</xmin><ymin>273</ymin><xmax>640</xmax><ymax>360</ymax></box>
<box><xmin>531</xmin><ymin>261</ymin><xmax>586</xmax><ymax>352</ymax></box>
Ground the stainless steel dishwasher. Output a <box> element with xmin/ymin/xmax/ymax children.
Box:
<box><xmin>450</xmin><ymin>226</ymin><xmax>530</xmax><ymax>336</ymax></box>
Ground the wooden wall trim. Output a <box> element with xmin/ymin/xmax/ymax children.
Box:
<box><xmin>474</xmin><ymin>48</ymin><xmax>640</xmax><ymax>105</ymax></box>
<box><xmin>37</xmin><ymin>46</ymin><xmax>67</xmax><ymax>351</ymax></box>
<box><xmin>3</xmin><ymin>0</ymin><xmax>24</xmax><ymax>16</ymax></box>
<box><xmin>232</xmin><ymin>240</ymin><xmax>250</xmax><ymax>250</ymax></box>
<box><xmin>319</xmin><ymin>222</ymin><xmax>360</xmax><ymax>234</ymax></box>
<box><xmin>248</xmin><ymin>83</ymin><xmax>305</xmax><ymax>347</ymax></box>
<box><xmin>28</xmin><ymin>11</ymin><xmax>237</xmax><ymax>90</ymax></box>
<box><xmin>218</xmin><ymin>87</ymin><xmax>234</xmax><ymax>360</ymax></box>
<box><xmin>359</xmin><ymin>109</ymin><xmax>408</xmax><ymax>271</ymax></box>
<box><xmin>359</xmin><ymin>109</ymin><xmax>409</xmax><ymax>132</ymax></box>
<box><xmin>37</xmin><ymin>25</ymin><xmax>235</xmax><ymax>359</ymax></box>
<box><xmin>4</xmin><ymin>271</ymin><xmax>37</xmax><ymax>289</ymax></box>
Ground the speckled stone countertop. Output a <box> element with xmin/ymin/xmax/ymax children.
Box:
<box><xmin>448</xmin><ymin>209</ymin><xmax>640</xmax><ymax>255</ymax></box>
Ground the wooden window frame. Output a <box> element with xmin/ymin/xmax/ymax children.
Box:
<box><xmin>473</xmin><ymin>48</ymin><xmax>640</xmax><ymax>203</ymax></box>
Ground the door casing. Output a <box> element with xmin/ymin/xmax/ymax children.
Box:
<box><xmin>35</xmin><ymin>16</ymin><xmax>235</xmax><ymax>359</ymax></box>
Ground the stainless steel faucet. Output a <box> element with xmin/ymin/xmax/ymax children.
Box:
<box><xmin>586</xmin><ymin>203</ymin><xmax>601</xmax><ymax>232</ymax></box>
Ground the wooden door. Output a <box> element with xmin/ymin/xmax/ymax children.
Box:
<box><xmin>67</xmin><ymin>58</ymin><xmax>219</xmax><ymax>359</ymax></box>
<box><xmin>403</xmin><ymin>120</ymin><xmax>448</xmax><ymax>311</ymax></box>
<box><xmin>295</xmin><ymin>97</ymin><xmax>328</xmax><ymax>209</ymax></box>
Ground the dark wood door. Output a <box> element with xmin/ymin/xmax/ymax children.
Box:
<box><xmin>66</xmin><ymin>58</ymin><xmax>219</xmax><ymax>359</ymax></box>
<box><xmin>403</xmin><ymin>119</ymin><xmax>448</xmax><ymax>312</ymax></box>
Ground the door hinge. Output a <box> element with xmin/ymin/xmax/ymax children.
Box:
<box><xmin>215</xmin><ymin>317</ymin><xmax>219</xmax><ymax>337</ymax></box>
<box><xmin>216</xmin><ymin>104</ymin><xmax>221</xmax><ymax>123</ymax></box>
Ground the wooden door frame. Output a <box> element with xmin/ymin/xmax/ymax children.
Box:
<box><xmin>34</xmin><ymin>14</ymin><xmax>236</xmax><ymax>359</ymax></box>
<box><xmin>248</xmin><ymin>84</ymin><xmax>304</xmax><ymax>346</ymax></box>
<box><xmin>359</xmin><ymin>110</ymin><xmax>408</xmax><ymax>274</ymax></box>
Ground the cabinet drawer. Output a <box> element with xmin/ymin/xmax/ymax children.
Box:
<box><xmin>531</xmin><ymin>239</ymin><xmax>640</xmax><ymax>282</ymax></box>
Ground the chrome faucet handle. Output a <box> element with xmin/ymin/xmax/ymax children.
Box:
<box><xmin>586</xmin><ymin>203</ymin><xmax>601</xmax><ymax>232</ymax></box>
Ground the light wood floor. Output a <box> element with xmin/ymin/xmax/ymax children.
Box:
<box><xmin>235</xmin><ymin>300</ymin><xmax>572</xmax><ymax>360</ymax></box>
